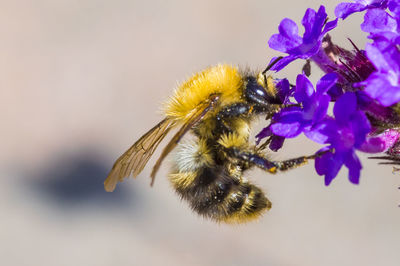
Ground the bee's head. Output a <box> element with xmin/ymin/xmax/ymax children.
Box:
<box><xmin>244</xmin><ymin>73</ymin><xmax>281</xmax><ymax>105</ymax></box>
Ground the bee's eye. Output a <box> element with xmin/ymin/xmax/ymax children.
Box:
<box><xmin>253</xmin><ymin>86</ymin><xmax>268</xmax><ymax>98</ymax></box>
<box><xmin>245</xmin><ymin>78</ymin><xmax>270</xmax><ymax>105</ymax></box>
<box><xmin>245</xmin><ymin>77</ymin><xmax>281</xmax><ymax>105</ymax></box>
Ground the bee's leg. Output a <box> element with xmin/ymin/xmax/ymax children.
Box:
<box><xmin>216</xmin><ymin>102</ymin><xmax>285</xmax><ymax>120</ymax></box>
<box><xmin>215</xmin><ymin>103</ymin><xmax>251</xmax><ymax>132</ymax></box>
<box><xmin>226</xmin><ymin>147</ymin><xmax>321</xmax><ymax>173</ymax></box>
<box><xmin>215</xmin><ymin>103</ymin><xmax>282</xmax><ymax>132</ymax></box>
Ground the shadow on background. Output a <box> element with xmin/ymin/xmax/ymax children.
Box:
<box><xmin>28</xmin><ymin>150</ymin><xmax>140</xmax><ymax>210</ymax></box>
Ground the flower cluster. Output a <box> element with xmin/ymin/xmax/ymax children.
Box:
<box><xmin>258</xmin><ymin>1</ymin><xmax>400</xmax><ymax>185</ymax></box>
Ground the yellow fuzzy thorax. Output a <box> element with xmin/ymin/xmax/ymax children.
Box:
<box><xmin>164</xmin><ymin>64</ymin><xmax>244</xmax><ymax>122</ymax></box>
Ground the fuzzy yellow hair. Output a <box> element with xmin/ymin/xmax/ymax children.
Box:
<box><xmin>164</xmin><ymin>64</ymin><xmax>244</xmax><ymax>123</ymax></box>
<box><xmin>217</xmin><ymin>132</ymin><xmax>248</xmax><ymax>149</ymax></box>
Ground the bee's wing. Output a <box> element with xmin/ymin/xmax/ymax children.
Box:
<box><xmin>104</xmin><ymin>118</ymin><xmax>176</xmax><ymax>192</ymax></box>
<box><xmin>150</xmin><ymin>94</ymin><xmax>220</xmax><ymax>186</ymax></box>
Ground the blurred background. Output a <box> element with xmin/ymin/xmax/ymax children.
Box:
<box><xmin>1</xmin><ymin>0</ymin><xmax>400</xmax><ymax>265</ymax></box>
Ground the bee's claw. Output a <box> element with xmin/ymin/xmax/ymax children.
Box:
<box><xmin>392</xmin><ymin>167</ymin><xmax>400</xmax><ymax>174</ymax></box>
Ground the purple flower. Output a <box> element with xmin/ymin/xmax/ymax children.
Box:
<box><xmin>361</xmin><ymin>8</ymin><xmax>397</xmax><ymax>34</ymax></box>
<box><xmin>268</xmin><ymin>6</ymin><xmax>337</xmax><ymax>71</ymax></box>
<box><xmin>388</xmin><ymin>0</ymin><xmax>400</xmax><ymax>17</ymax></box>
<box><xmin>356</xmin><ymin>90</ymin><xmax>400</xmax><ymax>128</ymax></box>
<box><xmin>335</xmin><ymin>0</ymin><xmax>388</xmax><ymax>19</ymax></box>
<box><xmin>263</xmin><ymin>0</ymin><xmax>400</xmax><ymax>186</ymax></box>
<box><xmin>269</xmin><ymin>73</ymin><xmax>336</xmax><ymax>139</ymax></box>
<box><xmin>361</xmin><ymin>8</ymin><xmax>400</xmax><ymax>50</ymax></box>
<box><xmin>255</xmin><ymin>125</ymin><xmax>286</xmax><ymax>152</ymax></box>
<box><xmin>356</xmin><ymin>44</ymin><xmax>400</xmax><ymax>106</ymax></box>
<box><xmin>359</xmin><ymin>129</ymin><xmax>400</xmax><ymax>153</ymax></box>
<box><xmin>313</xmin><ymin>92</ymin><xmax>371</xmax><ymax>185</ymax></box>
<box><xmin>274</xmin><ymin>78</ymin><xmax>293</xmax><ymax>104</ymax></box>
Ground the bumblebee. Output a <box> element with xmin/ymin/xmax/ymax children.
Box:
<box><xmin>104</xmin><ymin>64</ymin><xmax>317</xmax><ymax>223</ymax></box>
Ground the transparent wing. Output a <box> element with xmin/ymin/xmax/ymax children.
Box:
<box><xmin>150</xmin><ymin>94</ymin><xmax>220</xmax><ymax>186</ymax></box>
<box><xmin>104</xmin><ymin>118</ymin><xmax>176</xmax><ymax>192</ymax></box>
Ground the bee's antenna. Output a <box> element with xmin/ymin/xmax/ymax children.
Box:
<box><xmin>262</xmin><ymin>56</ymin><xmax>283</xmax><ymax>75</ymax></box>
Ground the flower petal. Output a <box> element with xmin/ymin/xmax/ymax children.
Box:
<box><xmin>359</xmin><ymin>136</ymin><xmax>388</xmax><ymax>153</ymax></box>
<box><xmin>268</xmin><ymin>55</ymin><xmax>299</xmax><ymax>72</ymax></box>
<box><xmin>359</xmin><ymin>129</ymin><xmax>400</xmax><ymax>153</ymax></box>
<box><xmin>335</xmin><ymin>3</ymin><xmax>367</xmax><ymax>19</ymax></box>
<box><xmin>275</xmin><ymin>78</ymin><xmax>292</xmax><ymax>103</ymax></box>
<box><xmin>350</xmin><ymin>111</ymin><xmax>371</xmax><ymax>147</ymax></box>
<box><xmin>365</xmin><ymin>43</ymin><xmax>391</xmax><ymax>71</ymax></box>
<box><xmin>294</xmin><ymin>74</ymin><xmax>315</xmax><ymax>103</ymax></box>
<box><xmin>315</xmin><ymin>148</ymin><xmax>344</xmax><ymax>186</ymax></box>
<box><xmin>313</xmin><ymin>94</ymin><xmax>330</xmax><ymax>122</ymax></box>
<box><xmin>344</xmin><ymin>151</ymin><xmax>362</xmax><ymax>184</ymax></box>
<box><xmin>268</xmin><ymin>18</ymin><xmax>302</xmax><ymax>53</ymax></box>
<box><xmin>304</xmin><ymin>118</ymin><xmax>338</xmax><ymax>144</ymax></box>
<box><xmin>333</xmin><ymin>92</ymin><xmax>357</xmax><ymax>123</ymax></box>
<box><xmin>389</xmin><ymin>0</ymin><xmax>400</xmax><ymax>16</ymax></box>
<box><xmin>255</xmin><ymin>125</ymin><xmax>272</xmax><ymax>144</ymax></box>
<box><xmin>327</xmin><ymin>85</ymin><xmax>344</xmax><ymax>101</ymax></box>
<box><xmin>322</xmin><ymin>18</ymin><xmax>338</xmax><ymax>35</ymax></box>
<box><xmin>316</xmin><ymin>73</ymin><xmax>339</xmax><ymax>94</ymax></box>
<box><xmin>363</xmin><ymin>72</ymin><xmax>400</xmax><ymax>106</ymax></box>
<box><xmin>270</xmin><ymin>109</ymin><xmax>305</xmax><ymax>138</ymax></box>
<box><xmin>302</xmin><ymin>8</ymin><xmax>317</xmax><ymax>41</ymax></box>
<box><xmin>361</xmin><ymin>9</ymin><xmax>397</xmax><ymax>33</ymax></box>
<box><xmin>269</xmin><ymin>135</ymin><xmax>286</xmax><ymax>151</ymax></box>
<box><xmin>303</xmin><ymin>6</ymin><xmax>326</xmax><ymax>43</ymax></box>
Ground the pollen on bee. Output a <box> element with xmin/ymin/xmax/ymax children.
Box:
<box><xmin>268</xmin><ymin>167</ymin><xmax>277</xmax><ymax>173</ymax></box>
